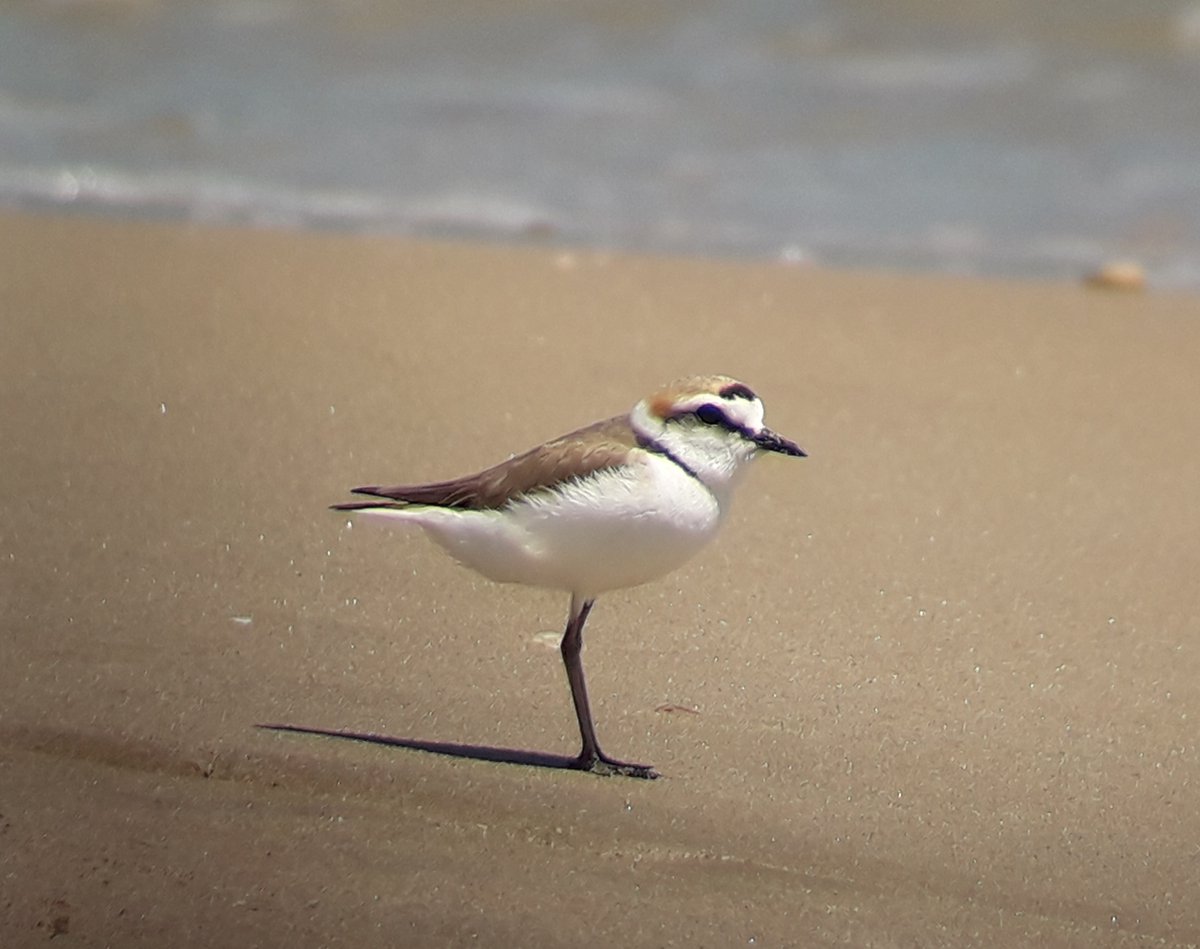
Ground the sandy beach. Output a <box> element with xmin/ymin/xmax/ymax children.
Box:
<box><xmin>2</xmin><ymin>210</ymin><xmax>1198</xmax><ymax>947</ymax></box>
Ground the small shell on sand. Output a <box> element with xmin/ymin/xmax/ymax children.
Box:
<box><xmin>1085</xmin><ymin>260</ymin><xmax>1147</xmax><ymax>291</ymax></box>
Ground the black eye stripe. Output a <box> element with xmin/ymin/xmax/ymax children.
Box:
<box><xmin>666</xmin><ymin>400</ymin><xmax>754</xmax><ymax>438</ymax></box>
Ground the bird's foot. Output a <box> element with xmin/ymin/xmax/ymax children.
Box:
<box><xmin>571</xmin><ymin>750</ymin><xmax>659</xmax><ymax>780</ymax></box>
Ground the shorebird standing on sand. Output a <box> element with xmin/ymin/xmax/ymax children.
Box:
<box><xmin>333</xmin><ymin>374</ymin><xmax>805</xmax><ymax>779</ymax></box>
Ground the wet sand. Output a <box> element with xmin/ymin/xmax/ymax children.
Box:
<box><xmin>2</xmin><ymin>211</ymin><xmax>1198</xmax><ymax>946</ymax></box>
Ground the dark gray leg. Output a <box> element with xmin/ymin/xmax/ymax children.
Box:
<box><xmin>560</xmin><ymin>595</ymin><xmax>658</xmax><ymax>779</ymax></box>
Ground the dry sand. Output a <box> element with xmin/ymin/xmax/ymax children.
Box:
<box><xmin>1</xmin><ymin>211</ymin><xmax>1198</xmax><ymax>947</ymax></box>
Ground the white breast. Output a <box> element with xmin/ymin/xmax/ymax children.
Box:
<box><xmin>367</xmin><ymin>451</ymin><xmax>723</xmax><ymax>600</ymax></box>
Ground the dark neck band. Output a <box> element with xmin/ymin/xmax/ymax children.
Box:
<box><xmin>636</xmin><ymin>433</ymin><xmax>701</xmax><ymax>481</ymax></box>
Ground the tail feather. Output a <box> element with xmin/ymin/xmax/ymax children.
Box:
<box><xmin>331</xmin><ymin>485</ymin><xmax>424</xmax><ymax>512</ymax></box>
<box><xmin>330</xmin><ymin>500</ymin><xmax>408</xmax><ymax>512</ymax></box>
<box><xmin>338</xmin><ymin>480</ymin><xmax>485</xmax><ymax>509</ymax></box>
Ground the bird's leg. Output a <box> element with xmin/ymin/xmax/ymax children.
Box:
<box><xmin>560</xmin><ymin>595</ymin><xmax>658</xmax><ymax>779</ymax></box>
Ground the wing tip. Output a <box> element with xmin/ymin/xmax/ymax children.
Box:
<box><xmin>329</xmin><ymin>485</ymin><xmax>408</xmax><ymax>511</ymax></box>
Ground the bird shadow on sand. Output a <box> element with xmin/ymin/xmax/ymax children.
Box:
<box><xmin>256</xmin><ymin>722</ymin><xmax>583</xmax><ymax>773</ymax></box>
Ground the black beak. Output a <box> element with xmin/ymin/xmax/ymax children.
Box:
<box><xmin>751</xmin><ymin>427</ymin><xmax>806</xmax><ymax>457</ymax></box>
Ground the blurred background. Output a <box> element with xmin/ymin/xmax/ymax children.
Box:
<box><xmin>2</xmin><ymin>0</ymin><xmax>1199</xmax><ymax>287</ymax></box>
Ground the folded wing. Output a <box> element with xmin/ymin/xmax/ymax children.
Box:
<box><xmin>332</xmin><ymin>415</ymin><xmax>640</xmax><ymax>512</ymax></box>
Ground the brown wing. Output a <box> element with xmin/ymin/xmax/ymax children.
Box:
<box><xmin>336</xmin><ymin>415</ymin><xmax>640</xmax><ymax>512</ymax></box>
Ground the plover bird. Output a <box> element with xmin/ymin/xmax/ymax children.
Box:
<box><xmin>333</xmin><ymin>374</ymin><xmax>805</xmax><ymax>779</ymax></box>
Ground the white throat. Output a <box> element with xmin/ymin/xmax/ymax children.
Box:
<box><xmin>629</xmin><ymin>399</ymin><xmax>761</xmax><ymax>507</ymax></box>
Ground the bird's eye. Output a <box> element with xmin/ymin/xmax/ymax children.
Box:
<box><xmin>695</xmin><ymin>404</ymin><xmax>725</xmax><ymax>426</ymax></box>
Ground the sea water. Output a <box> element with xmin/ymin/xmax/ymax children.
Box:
<box><xmin>2</xmin><ymin>0</ymin><xmax>1198</xmax><ymax>287</ymax></box>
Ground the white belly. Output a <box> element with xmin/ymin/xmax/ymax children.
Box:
<box><xmin>362</xmin><ymin>454</ymin><xmax>723</xmax><ymax>599</ymax></box>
